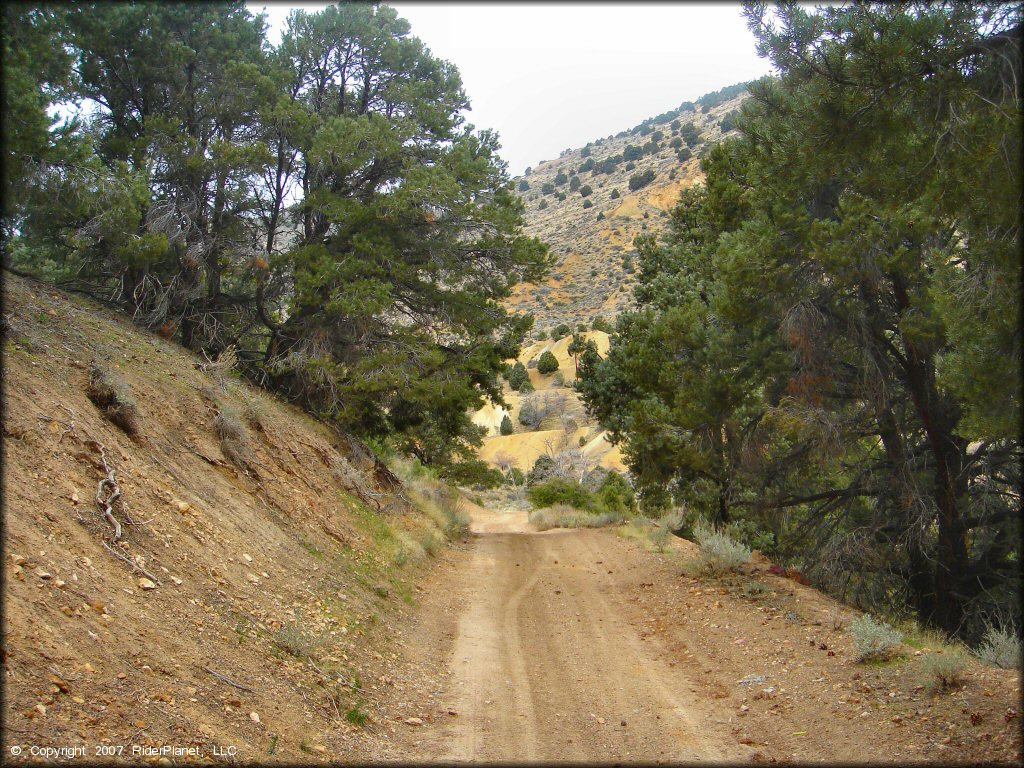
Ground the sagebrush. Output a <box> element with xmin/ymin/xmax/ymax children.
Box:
<box><xmin>850</xmin><ymin>614</ymin><xmax>902</xmax><ymax>661</ymax></box>
<box><xmin>692</xmin><ymin>521</ymin><xmax>750</xmax><ymax>573</ymax></box>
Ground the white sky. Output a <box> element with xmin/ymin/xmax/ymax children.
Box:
<box><xmin>249</xmin><ymin>2</ymin><xmax>774</xmax><ymax>176</ymax></box>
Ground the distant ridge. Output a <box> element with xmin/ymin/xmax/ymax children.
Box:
<box><xmin>508</xmin><ymin>82</ymin><xmax>749</xmax><ymax>332</ymax></box>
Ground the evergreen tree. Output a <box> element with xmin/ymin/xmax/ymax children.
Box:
<box><xmin>581</xmin><ymin>1</ymin><xmax>1022</xmax><ymax>641</ymax></box>
<box><xmin>536</xmin><ymin>350</ymin><xmax>559</xmax><ymax>374</ymax></box>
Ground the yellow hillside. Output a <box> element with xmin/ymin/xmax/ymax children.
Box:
<box><xmin>472</xmin><ymin>329</ymin><xmax>625</xmax><ymax>473</ymax></box>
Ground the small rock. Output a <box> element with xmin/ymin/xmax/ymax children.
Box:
<box><xmin>246</xmin><ymin>574</ymin><xmax>260</xmax><ymax>584</ymax></box>
<box><xmin>173</xmin><ymin>500</ymin><xmax>191</xmax><ymax>513</ymax></box>
<box><xmin>117</xmin><ymin>672</ymin><xmax>127</xmax><ymax>679</ymax></box>
<box><xmin>249</xmin><ymin>711</ymin><xmax>260</xmax><ymax>723</ymax></box>
<box><xmin>738</xmin><ymin>674</ymin><xmax>767</xmax><ymax>686</ymax></box>
<box><xmin>597</xmin><ymin>717</ymin><xmax>605</xmax><ymax>724</ymax></box>
<box><xmin>740</xmin><ymin>705</ymin><xmax>750</xmax><ymax>712</ymax></box>
<box><xmin>170</xmin><ymin>576</ymin><xmax>182</xmax><ymax>585</ymax></box>
<box><xmin>404</xmin><ymin>717</ymin><xmax>423</xmax><ymax>726</ymax></box>
<box><xmin>35</xmin><ymin>703</ymin><xmax>47</xmax><ymax>716</ymax></box>
<box><xmin>37</xmin><ymin>569</ymin><xmax>53</xmax><ymax>580</ymax></box>
<box><xmin>313</xmin><ymin>745</ymin><xmax>327</xmax><ymax>753</ymax></box>
<box><xmin>11</xmin><ymin>553</ymin><xmax>26</xmax><ymax>566</ymax></box>
<box><xmin>620</xmin><ymin>720</ymin><xmax>627</xmax><ymax>727</ymax></box>
<box><xmin>138</xmin><ymin>578</ymin><xmax>157</xmax><ymax>590</ymax></box>
<box><xmin>242</xmin><ymin>553</ymin><xmax>253</xmax><ymax>563</ymax></box>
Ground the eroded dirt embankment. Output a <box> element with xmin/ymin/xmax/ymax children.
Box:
<box><xmin>2</xmin><ymin>274</ymin><xmax>456</xmax><ymax>763</ymax></box>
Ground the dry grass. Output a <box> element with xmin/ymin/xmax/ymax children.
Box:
<box><xmin>86</xmin><ymin>363</ymin><xmax>140</xmax><ymax>435</ymax></box>
<box><xmin>529</xmin><ymin>503</ymin><xmax>624</xmax><ymax>531</ymax></box>
<box><xmin>213</xmin><ymin>404</ymin><xmax>252</xmax><ymax>466</ymax></box>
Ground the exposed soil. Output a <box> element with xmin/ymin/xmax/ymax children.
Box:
<box><xmin>358</xmin><ymin>504</ymin><xmax>1022</xmax><ymax>764</ymax></box>
<box><xmin>1</xmin><ymin>275</ymin><xmax>458</xmax><ymax>763</ymax></box>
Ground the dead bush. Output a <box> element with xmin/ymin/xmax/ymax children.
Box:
<box><xmin>86</xmin><ymin>364</ymin><xmax>139</xmax><ymax>435</ymax></box>
<box><xmin>213</xmin><ymin>404</ymin><xmax>251</xmax><ymax>465</ymax></box>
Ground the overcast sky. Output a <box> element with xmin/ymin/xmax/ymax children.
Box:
<box><xmin>249</xmin><ymin>2</ymin><xmax>774</xmax><ymax>176</ymax></box>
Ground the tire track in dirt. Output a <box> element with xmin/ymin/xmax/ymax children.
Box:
<box><xmin>397</xmin><ymin>506</ymin><xmax>746</xmax><ymax>763</ymax></box>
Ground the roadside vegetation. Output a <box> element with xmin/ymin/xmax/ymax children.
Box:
<box><xmin>577</xmin><ymin>2</ymin><xmax>1021</xmax><ymax>654</ymax></box>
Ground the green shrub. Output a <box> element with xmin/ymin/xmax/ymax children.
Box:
<box><xmin>591</xmin><ymin>315</ymin><xmax>612</xmax><ymax>332</ymax></box>
<box><xmin>537</xmin><ymin>350</ymin><xmax>559</xmax><ymax>374</ymax></box>
<box><xmin>506</xmin><ymin>360</ymin><xmax>529</xmax><ymax>390</ymax></box>
<box><xmin>535</xmin><ymin>328</ymin><xmax>547</xmax><ymax>340</ymax></box>
<box><xmin>628</xmin><ymin>168</ymin><xmax>656</xmax><ymax>191</ymax></box>
<box><xmin>920</xmin><ymin>650</ymin><xmax>968</xmax><ymax>692</ymax></box>
<box><xmin>554</xmin><ymin>171</ymin><xmax>568</xmax><ymax>186</ymax></box>
<box><xmin>518</xmin><ymin>179</ymin><xmax>529</xmax><ymax>192</ymax></box>
<box><xmin>556</xmin><ymin>191</ymin><xmax>566</xmax><ymax>201</ymax></box>
<box><xmin>527</xmin><ymin>478</ymin><xmax>596</xmax><ymax>510</ymax></box>
<box><xmin>527</xmin><ymin>455</ymin><xmax>556</xmax><ymax>486</ymax></box>
<box><xmin>552</xmin><ymin>323</ymin><xmax>571</xmax><ymax>340</ymax></box>
<box><xmin>582</xmin><ymin>199</ymin><xmax>593</xmax><ymax>209</ymax></box>
<box><xmin>541</xmin><ymin>182</ymin><xmax>555</xmax><ymax>195</ymax></box>
<box><xmin>610</xmin><ymin>188</ymin><xmax>620</xmax><ymax>199</ymax></box>
<box><xmin>440</xmin><ymin>458</ymin><xmax>503</xmax><ymax>488</ymax></box>
<box><xmin>850</xmin><ymin>614</ymin><xmax>903</xmax><ymax>661</ymax></box>
<box><xmin>692</xmin><ymin>521</ymin><xmax>751</xmax><ymax>573</ymax></box>
<box><xmin>596</xmin><ymin>211</ymin><xmax>604</xmax><ymax>221</ymax></box>
<box><xmin>975</xmin><ymin>624</ymin><xmax>1022</xmax><ymax>670</ymax></box>
<box><xmin>499</xmin><ymin>414</ymin><xmax>514</xmax><ymax>435</ymax></box>
<box><xmin>597</xmin><ymin>471</ymin><xmax>636</xmax><ymax>514</ymax></box>
<box><xmin>538</xmin><ymin>199</ymin><xmax>548</xmax><ymax>210</ymax></box>
<box><xmin>569</xmin><ymin>176</ymin><xmax>581</xmax><ymax>191</ymax></box>
<box><xmin>579</xmin><ymin>184</ymin><xmax>593</xmax><ymax>197</ymax></box>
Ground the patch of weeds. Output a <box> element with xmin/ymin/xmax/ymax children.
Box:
<box><xmin>742</xmin><ymin>580</ymin><xmax>767</xmax><ymax>598</ymax></box>
<box><xmin>303</xmin><ymin>542</ymin><xmax>324</xmax><ymax>559</ymax></box>
<box><xmin>273</xmin><ymin>613</ymin><xmax>320</xmax><ymax>659</ymax></box>
<box><xmin>345</xmin><ymin>703</ymin><xmax>369</xmax><ymax>726</ymax></box>
<box><xmin>86</xmin><ymin>363</ymin><xmax>140</xmax><ymax>435</ymax></box>
<box><xmin>920</xmin><ymin>649</ymin><xmax>968</xmax><ymax>693</ymax></box>
<box><xmin>266</xmin><ymin>735</ymin><xmax>278</xmax><ymax>755</ymax></box>
<box><xmin>420</xmin><ymin>529</ymin><xmax>442</xmax><ymax>557</ymax></box>
<box><xmin>299</xmin><ymin>739</ymin><xmax>315</xmax><ymax>754</ymax></box>
<box><xmin>975</xmin><ymin>623</ymin><xmax>1022</xmax><ymax>670</ymax></box>
<box><xmin>529</xmin><ymin>503</ymin><xmax>625</xmax><ymax>531</ymax></box>
<box><xmin>213</xmin><ymin>403</ymin><xmax>251</xmax><ymax>465</ymax></box>
<box><xmin>850</xmin><ymin>614</ymin><xmax>903</xmax><ymax>662</ymax></box>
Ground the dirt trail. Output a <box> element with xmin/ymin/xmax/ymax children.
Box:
<box><xmin>391</xmin><ymin>505</ymin><xmax>744</xmax><ymax>763</ymax></box>
<box><xmin>373</xmin><ymin>503</ymin><xmax>1021</xmax><ymax>765</ymax></box>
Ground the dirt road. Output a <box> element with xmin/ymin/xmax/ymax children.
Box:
<box><xmin>388</xmin><ymin>505</ymin><xmax>745</xmax><ymax>763</ymax></box>
<box><xmin>372</xmin><ymin>503</ymin><xmax>1021</xmax><ymax>764</ymax></box>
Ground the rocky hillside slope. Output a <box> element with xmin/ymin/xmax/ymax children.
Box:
<box><xmin>508</xmin><ymin>84</ymin><xmax>748</xmax><ymax>331</ymax></box>
<box><xmin>1</xmin><ymin>274</ymin><xmax>463</xmax><ymax>762</ymax></box>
